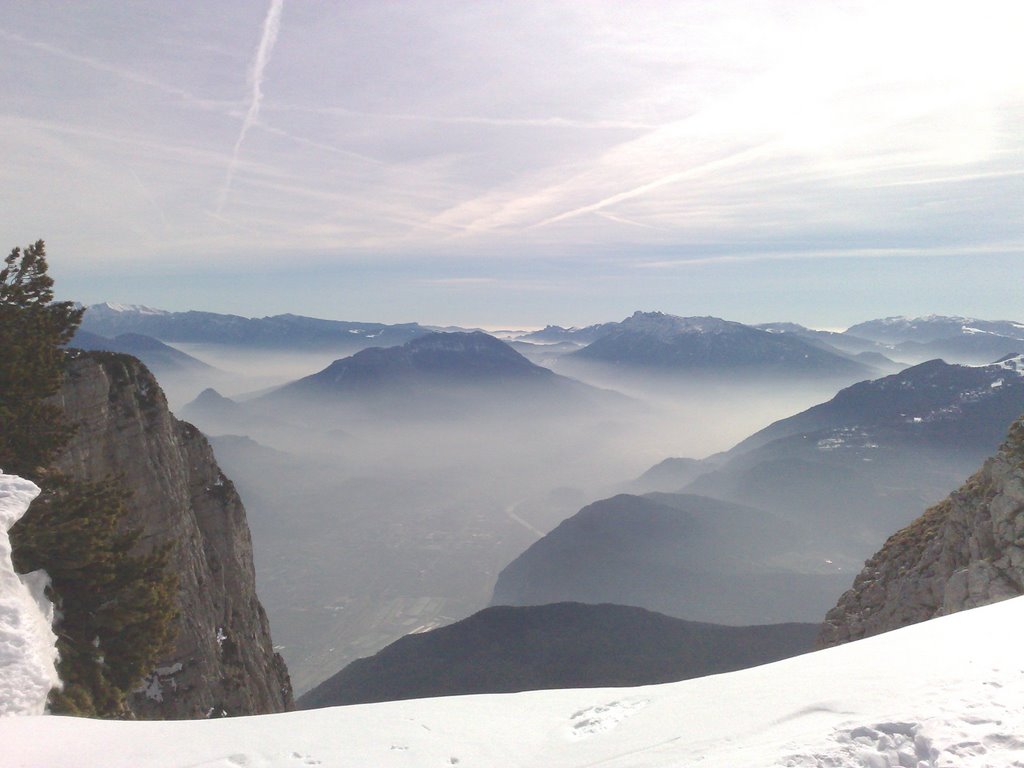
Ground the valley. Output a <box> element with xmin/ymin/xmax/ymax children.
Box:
<box><xmin>5</xmin><ymin>4</ymin><xmax>1023</xmax><ymax>761</ymax></box>
<box><xmin>74</xmin><ymin>304</ymin><xmax>1024</xmax><ymax>694</ymax></box>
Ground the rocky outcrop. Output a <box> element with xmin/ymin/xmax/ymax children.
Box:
<box><xmin>51</xmin><ymin>351</ymin><xmax>293</xmax><ymax>718</ymax></box>
<box><xmin>818</xmin><ymin>415</ymin><xmax>1024</xmax><ymax>647</ymax></box>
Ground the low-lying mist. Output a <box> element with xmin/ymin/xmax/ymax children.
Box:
<box><xmin>158</xmin><ymin>343</ymin><xmax>349</xmax><ymax>410</ymax></box>
<box><xmin>160</xmin><ymin>343</ymin><xmax>863</xmax><ymax>694</ymax></box>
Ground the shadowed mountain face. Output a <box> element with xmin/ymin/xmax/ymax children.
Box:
<box><xmin>255</xmin><ymin>331</ymin><xmax>621</xmax><ymax>420</ymax></box>
<box><xmin>490</xmin><ymin>493</ymin><xmax>851</xmax><ymax>626</ymax></box>
<box><xmin>276</xmin><ymin>331</ymin><xmax>552</xmax><ymax>393</ymax></box>
<box><xmin>568</xmin><ymin>311</ymin><xmax>874</xmax><ymax>378</ymax></box>
<box><xmin>632</xmin><ymin>457</ymin><xmax>707</xmax><ymax>493</ymax></box>
<box><xmin>298</xmin><ymin>602</ymin><xmax>818</xmax><ymax>708</ymax></box>
<box><xmin>639</xmin><ymin>356</ymin><xmax>1024</xmax><ymax>557</ymax></box>
<box><xmin>728</xmin><ymin>356</ymin><xmax>1024</xmax><ymax>457</ymax></box>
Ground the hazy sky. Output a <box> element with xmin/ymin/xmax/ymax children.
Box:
<box><xmin>3</xmin><ymin>1</ymin><xmax>1022</xmax><ymax>328</ymax></box>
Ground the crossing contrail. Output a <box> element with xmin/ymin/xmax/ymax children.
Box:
<box><xmin>216</xmin><ymin>0</ymin><xmax>284</xmax><ymax>214</ymax></box>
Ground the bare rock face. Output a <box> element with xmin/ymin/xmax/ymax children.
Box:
<box><xmin>52</xmin><ymin>352</ymin><xmax>293</xmax><ymax>718</ymax></box>
<box><xmin>818</xmin><ymin>415</ymin><xmax>1024</xmax><ymax>648</ymax></box>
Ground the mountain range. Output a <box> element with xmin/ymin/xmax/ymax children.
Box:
<box><xmin>846</xmin><ymin>315</ymin><xmax>1024</xmax><ymax>364</ymax></box>
<box><xmin>219</xmin><ymin>330</ymin><xmax>626</xmax><ymax>425</ymax></box>
<box><xmin>492</xmin><ymin>355</ymin><xmax>1024</xmax><ymax>632</ymax></box>
<box><xmin>847</xmin><ymin>315</ymin><xmax>1024</xmax><ymax>344</ymax></box>
<box><xmin>629</xmin><ymin>355</ymin><xmax>1024</xmax><ymax>549</ymax></box>
<box><xmin>80</xmin><ymin>302</ymin><xmax>430</xmax><ymax>353</ymax></box>
<box><xmin>566</xmin><ymin>311</ymin><xmax>876</xmax><ymax>378</ymax></box>
<box><xmin>681</xmin><ymin>355</ymin><xmax>1024</xmax><ymax>545</ymax></box>
<box><xmin>81</xmin><ymin>304</ymin><xmax>1024</xmax><ymax>357</ymax></box>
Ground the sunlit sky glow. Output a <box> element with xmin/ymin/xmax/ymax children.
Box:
<box><xmin>2</xmin><ymin>1</ymin><xmax>1022</xmax><ymax>328</ymax></box>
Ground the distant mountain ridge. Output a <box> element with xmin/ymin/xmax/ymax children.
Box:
<box><xmin>846</xmin><ymin>315</ymin><xmax>1024</xmax><ymax>344</ymax></box>
<box><xmin>845</xmin><ymin>315</ymin><xmax>1024</xmax><ymax>364</ymax></box>
<box><xmin>568</xmin><ymin>311</ymin><xmax>875</xmax><ymax>378</ymax></box>
<box><xmin>70</xmin><ymin>330</ymin><xmax>213</xmax><ymax>374</ymax></box>
<box><xmin>754</xmin><ymin>322</ymin><xmax>901</xmax><ymax>366</ymax></box>
<box><xmin>519</xmin><ymin>322</ymin><xmax>621</xmax><ymax>345</ymax></box>
<box><xmin>80</xmin><ymin>302</ymin><xmax>430</xmax><ymax>352</ymax></box>
<box><xmin>298</xmin><ymin>602</ymin><xmax>818</xmax><ymax>708</ymax></box>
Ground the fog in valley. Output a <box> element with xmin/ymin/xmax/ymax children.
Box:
<box><xmin>154</xmin><ymin>344</ymin><xmax>349</xmax><ymax>412</ymax></box>
<box><xmin>159</xmin><ymin>340</ymin><xmax>864</xmax><ymax>693</ymax></box>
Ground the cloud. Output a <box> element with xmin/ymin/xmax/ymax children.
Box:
<box><xmin>420</xmin><ymin>277</ymin><xmax>499</xmax><ymax>286</ymax></box>
<box><xmin>634</xmin><ymin>241</ymin><xmax>1024</xmax><ymax>270</ymax></box>
<box><xmin>268</xmin><ymin>104</ymin><xmax>658</xmax><ymax>131</ymax></box>
<box><xmin>4</xmin><ymin>0</ymin><xmax>1023</xmax><ymax>311</ymax></box>
<box><xmin>0</xmin><ymin>27</ymin><xmax>237</xmax><ymax>113</ymax></box>
<box><xmin>215</xmin><ymin>0</ymin><xmax>285</xmax><ymax>214</ymax></box>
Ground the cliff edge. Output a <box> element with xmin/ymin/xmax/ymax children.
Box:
<box><xmin>818</xmin><ymin>415</ymin><xmax>1024</xmax><ymax>647</ymax></box>
<box><xmin>52</xmin><ymin>351</ymin><xmax>292</xmax><ymax>717</ymax></box>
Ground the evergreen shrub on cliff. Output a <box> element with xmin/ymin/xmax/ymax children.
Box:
<box><xmin>1</xmin><ymin>240</ymin><xmax>178</xmax><ymax>717</ymax></box>
<box><xmin>12</xmin><ymin>475</ymin><xmax>178</xmax><ymax>715</ymax></box>
<box><xmin>0</xmin><ymin>240</ymin><xmax>82</xmax><ymax>476</ymax></box>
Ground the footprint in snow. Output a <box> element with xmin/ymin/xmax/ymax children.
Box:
<box><xmin>567</xmin><ymin>698</ymin><xmax>650</xmax><ymax>740</ymax></box>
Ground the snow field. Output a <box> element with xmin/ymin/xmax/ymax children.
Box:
<box><xmin>2</xmin><ymin>593</ymin><xmax>1024</xmax><ymax>766</ymax></box>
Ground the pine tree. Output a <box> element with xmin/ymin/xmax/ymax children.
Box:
<box><xmin>2</xmin><ymin>240</ymin><xmax>179</xmax><ymax>717</ymax></box>
<box><xmin>0</xmin><ymin>240</ymin><xmax>83</xmax><ymax>478</ymax></box>
<box><xmin>11</xmin><ymin>475</ymin><xmax>179</xmax><ymax>716</ymax></box>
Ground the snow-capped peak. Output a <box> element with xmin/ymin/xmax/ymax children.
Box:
<box><xmin>991</xmin><ymin>353</ymin><xmax>1024</xmax><ymax>375</ymax></box>
<box><xmin>90</xmin><ymin>302</ymin><xmax>168</xmax><ymax>316</ymax></box>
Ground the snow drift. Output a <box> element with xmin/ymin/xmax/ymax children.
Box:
<box><xmin>0</xmin><ymin>473</ymin><xmax>59</xmax><ymax>717</ymax></box>
<box><xmin>3</xmin><ymin>594</ymin><xmax>1024</xmax><ymax>766</ymax></box>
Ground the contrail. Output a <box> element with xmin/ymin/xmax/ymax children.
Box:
<box><xmin>216</xmin><ymin>0</ymin><xmax>284</xmax><ymax>213</ymax></box>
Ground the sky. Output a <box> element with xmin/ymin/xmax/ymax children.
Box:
<box><xmin>2</xmin><ymin>0</ymin><xmax>1023</xmax><ymax>329</ymax></box>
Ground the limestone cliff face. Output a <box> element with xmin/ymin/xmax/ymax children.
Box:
<box><xmin>52</xmin><ymin>351</ymin><xmax>293</xmax><ymax>718</ymax></box>
<box><xmin>818</xmin><ymin>416</ymin><xmax>1024</xmax><ymax>648</ymax></box>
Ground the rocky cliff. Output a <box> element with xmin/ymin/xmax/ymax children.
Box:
<box><xmin>818</xmin><ymin>414</ymin><xmax>1024</xmax><ymax>647</ymax></box>
<box><xmin>51</xmin><ymin>351</ymin><xmax>292</xmax><ymax>718</ymax></box>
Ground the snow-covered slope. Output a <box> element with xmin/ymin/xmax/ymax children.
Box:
<box><xmin>0</xmin><ymin>474</ymin><xmax>59</xmax><ymax>717</ymax></box>
<box><xmin>4</xmin><ymin>596</ymin><xmax>1024</xmax><ymax>766</ymax></box>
